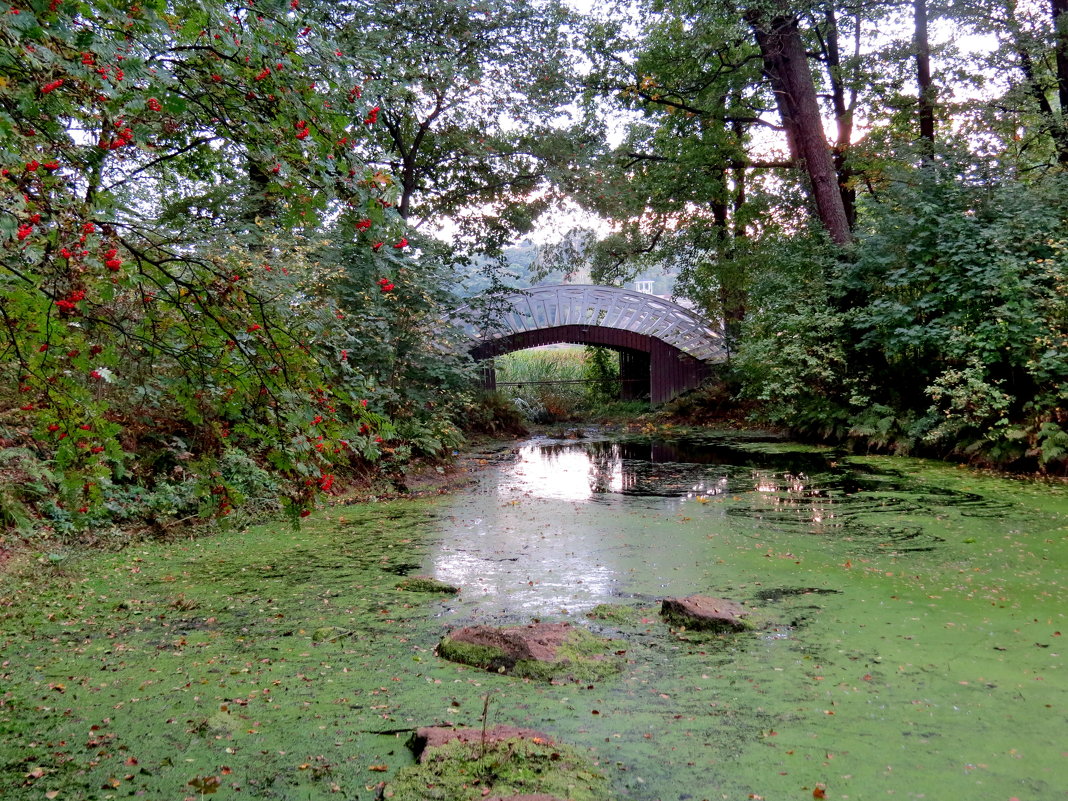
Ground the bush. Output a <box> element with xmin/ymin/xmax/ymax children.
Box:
<box><xmin>729</xmin><ymin>168</ymin><xmax>1068</xmax><ymax>470</ymax></box>
<box><xmin>843</xmin><ymin>168</ymin><xmax>1068</xmax><ymax>467</ymax></box>
<box><xmin>461</xmin><ymin>391</ymin><xmax>529</xmax><ymax>437</ymax></box>
<box><xmin>0</xmin><ymin>448</ymin><xmax>56</xmax><ymax>535</ymax></box>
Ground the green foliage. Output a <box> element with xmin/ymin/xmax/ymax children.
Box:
<box><xmin>325</xmin><ymin>235</ymin><xmax>473</xmax><ymax>462</ymax></box>
<box><xmin>658</xmin><ymin>378</ymin><xmax>745</xmax><ymax>427</ymax></box>
<box><xmin>733</xmin><ymin>168</ymin><xmax>1068</xmax><ymax>469</ymax></box>
<box><xmin>582</xmin><ymin>345</ymin><xmax>619</xmax><ymax>406</ymax></box>
<box><xmin>0</xmin><ymin>448</ymin><xmax>55</xmax><ymax>534</ymax></box>
<box><xmin>842</xmin><ymin>168</ymin><xmax>1068</xmax><ymax>466</ymax></box>
<box><xmin>1034</xmin><ymin>421</ymin><xmax>1068</xmax><ymax>465</ymax></box>
<box><xmin>331</xmin><ymin>0</ymin><xmax>590</xmax><ymax>252</ymax></box>
<box><xmin>731</xmin><ymin>233</ymin><xmax>857</xmax><ymax>438</ymax></box>
<box><xmin>0</xmin><ymin>0</ymin><xmax>486</xmax><ymax>534</ymax></box>
<box><xmin>461</xmin><ymin>391</ymin><xmax>529</xmax><ymax>438</ymax></box>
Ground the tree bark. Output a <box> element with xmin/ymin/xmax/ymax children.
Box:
<box><xmin>1054</xmin><ymin>0</ymin><xmax>1068</xmax><ymax>162</ymax></box>
<box><xmin>731</xmin><ymin>114</ymin><xmax>749</xmax><ymax>241</ymax></box>
<box><xmin>244</xmin><ymin>158</ymin><xmax>276</xmax><ymax>246</ymax></box>
<box><xmin>819</xmin><ymin>4</ymin><xmax>857</xmax><ymax>228</ymax></box>
<box><xmin>914</xmin><ymin>0</ymin><xmax>936</xmax><ymax>155</ymax></box>
<box><xmin>747</xmin><ymin>10</ymin><xmax>853</xmax><ymax>245</ymax></box>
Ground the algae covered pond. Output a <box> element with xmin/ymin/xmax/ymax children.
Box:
<box><xmin>2</xmin><ymin>430</ymin><xmax>1066</xmax><ymax>800</ymax></box>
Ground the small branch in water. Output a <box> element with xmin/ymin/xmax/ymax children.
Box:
<box><xmin>480</xmin><ymin>691</ymin><xmax>493</xmax><ymax>760</ymax></box>
<box><xmin>361</xmin><ymin>727</ymin><xmax>418</xmax><ymax>735</ymax></box>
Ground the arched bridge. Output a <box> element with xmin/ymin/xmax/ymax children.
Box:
<box><xmin>460</xmin><ymin>285</ymin><xmax>727</xmax><ymax>403</ymax></box>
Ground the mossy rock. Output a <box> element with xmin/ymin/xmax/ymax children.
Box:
<box><xmin>660</xmin><ymin>595</ymin><xmax>753</xmax><ymax>632</ymax></box>
<box><xmin>387</xmin><ymin>735</ymin><xmax>610</xmax><ymax>801</ymax></box>
<box><xmin>396</xmin><ymin>575</ymin><xmax>460</xmax><ymax>594</ymax></box>
<box><xmin>437</xmin><ymin>622</ymin><xmax>622</xmax><ymax>683</ymax></box>
<box><xmin>586</xmin><ymin>603</ymin><xmax>645</xmax><ymax>625</ymax></box>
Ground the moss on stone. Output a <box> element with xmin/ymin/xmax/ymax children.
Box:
<box><xmin>437</xmin><ymin>638</ymin><xmax>511</xmax><ymax>673</ymax></box>
<box><xmin>437</xmin><ymin>626</ymin><xmax>622</xmax><ymax>683</ymax></box>
<box><xmin>396</xmin><ymin>575</ymin><xmax>460</xmax><ymax>594</ymax></box>
<box><xmin>387</xmin><ymin>736</ymin><xmax>610</xmax><ymax>801</ymax></box>
<box><xmin>660</xmin><ymin>607</ymin><xmax>755</xmax><ymax>632</ymax></box>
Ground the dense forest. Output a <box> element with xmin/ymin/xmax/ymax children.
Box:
<box><xmin>1</xmin><ymin>0</ymin><xmax>1065</xmax><ymax>537</ymax></box>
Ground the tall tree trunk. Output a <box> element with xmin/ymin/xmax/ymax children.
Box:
<box><xmin>731</xmin><ymin>116</ymin><xmax>749</xmax><ymax>241</ymax></box>
<box><xmin>244</xmin><ymin>158</ymin><xmax>276</xmax><ymax>248</ymax></box>
<box><xmin>747</xmin><ymin>10</ymin><xmax>853</xmax><ymax>245</ymax></box>
<box><xmin>1006</xmin><ymin>0</ymin><xmax>1068</xmax><ymax>165</ymax></box>
<box><xmin>1054</xmin><ymin>0</ymin><xmax>1068</xmax><ymax>163</ymax></box>
<box><xmin>914</xmin><ymin>0</ymin><xmax>936</xmax><ymax>154</ymax></box>
<box><xmin>819</xmin><ymin>3</ymin><xmax>856</xmax><ymax>228</ymax></box>
<box><xmin>709</xmin><ymin>167</ymin><xmax>746</xmax><ymax>350</ymax></box>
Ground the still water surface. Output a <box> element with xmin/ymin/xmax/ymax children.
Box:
<box><xmin>420</xmin><ymin>431</ymin><xmax>1067</xmax><ymax>800</ymax></box>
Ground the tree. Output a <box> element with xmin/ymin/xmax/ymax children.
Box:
<box><xmin>0</xmin><ymin>0</ymin><xmax>442</xmax><ymax>528</ymax></box>
<box><xmin>577</xmin><ymin>0</ymin><xmax>868</xmax><ymax>301</ymax></box>
<box><xmin>914</xmin><ymin>0</ymin><xmax>936</xmax><ymax>152</ymax></box>
<box><xmin>745</xmin><ymin>5</ymin><xmax>853</xmax><ymax>244</ymax></box>
<box><xmin>576</xmin><ymin>2</ymin><xmax>780</xmax><ymax>340</ymax></box>
<box><xmin>324</xmin><ymin>0</ymin><xmax>590</xmax><ymax>253</ymax></box>
<box><xmin>959</xmin><ymin>0</ymin><xmax>1068</xmax><ymax>167</ymax></box>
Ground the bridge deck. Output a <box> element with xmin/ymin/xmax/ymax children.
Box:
<box><xmin>463</xmin><ymin>285</ymin><xmax>726</xmax><ymax>363</ymax></box>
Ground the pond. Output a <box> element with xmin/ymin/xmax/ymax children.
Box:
<box><xmin>0</xmin><ymin>429</ymin><xmax>1064</xmax><ymax>801</ymax></box>
<box><xmin>419</xmin><ymin>431</ymin><xmax>1068</xmax><ymax>800</ymax></box>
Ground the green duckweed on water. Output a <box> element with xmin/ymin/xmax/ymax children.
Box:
<box><xmin>0</xmin><ymin>434</ymin><xmax>1066</xmax><ymax>800</ymax></box>
<box><xmin>0</xmin><ymin>503</ymin><xmax>459</xmax><ymax>801</ymax></box>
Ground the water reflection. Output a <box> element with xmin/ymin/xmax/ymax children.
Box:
<box><xmin>422</xmin><ymin>435</ymin><xmax>1010</xmax><ymax>621</ymax></box>
<box><xmin>750</xmin><ymin>470</ymin><xmax>835</xmax><ymax>529</ymax></box>
<box><xmin>505</xmin><ymin>443</ymin><xmax>619</xmax><ymax>500</ymax></box>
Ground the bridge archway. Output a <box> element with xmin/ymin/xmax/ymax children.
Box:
<box><xmin>460</xmin><ymin>285</ymin><xmax>726</xmax><ymax>404</ymax></box>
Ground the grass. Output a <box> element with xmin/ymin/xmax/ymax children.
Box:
<box><xmin>494</xmin><ymin>347</ymin><xmax>587</xmax><ymax>420</ymax></box>
<box><xmin>493</xmin><ymin>347</ymin><xmax>647</xmax><ymax>422</ymax></box>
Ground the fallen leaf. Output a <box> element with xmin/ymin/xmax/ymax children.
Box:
<box><xmin>368</xmin><ymin>764</ymin><xmax>388</xmax><ymax>772</ymax></box>
<box><xmin>187</xmin><ymin>775</ymin><xmax>221</xmax><ymax>794</ymax></box>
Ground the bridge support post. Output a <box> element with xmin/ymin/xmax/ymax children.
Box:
<box><xmin>649</xmin><ymin>340</ymin><xmax>708</xmax><ymax>404</ymax></box>
<box><xmin>478</xmin><ymin>359</ymin><xmax>496</xmax><ymax>392</ymax></box>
